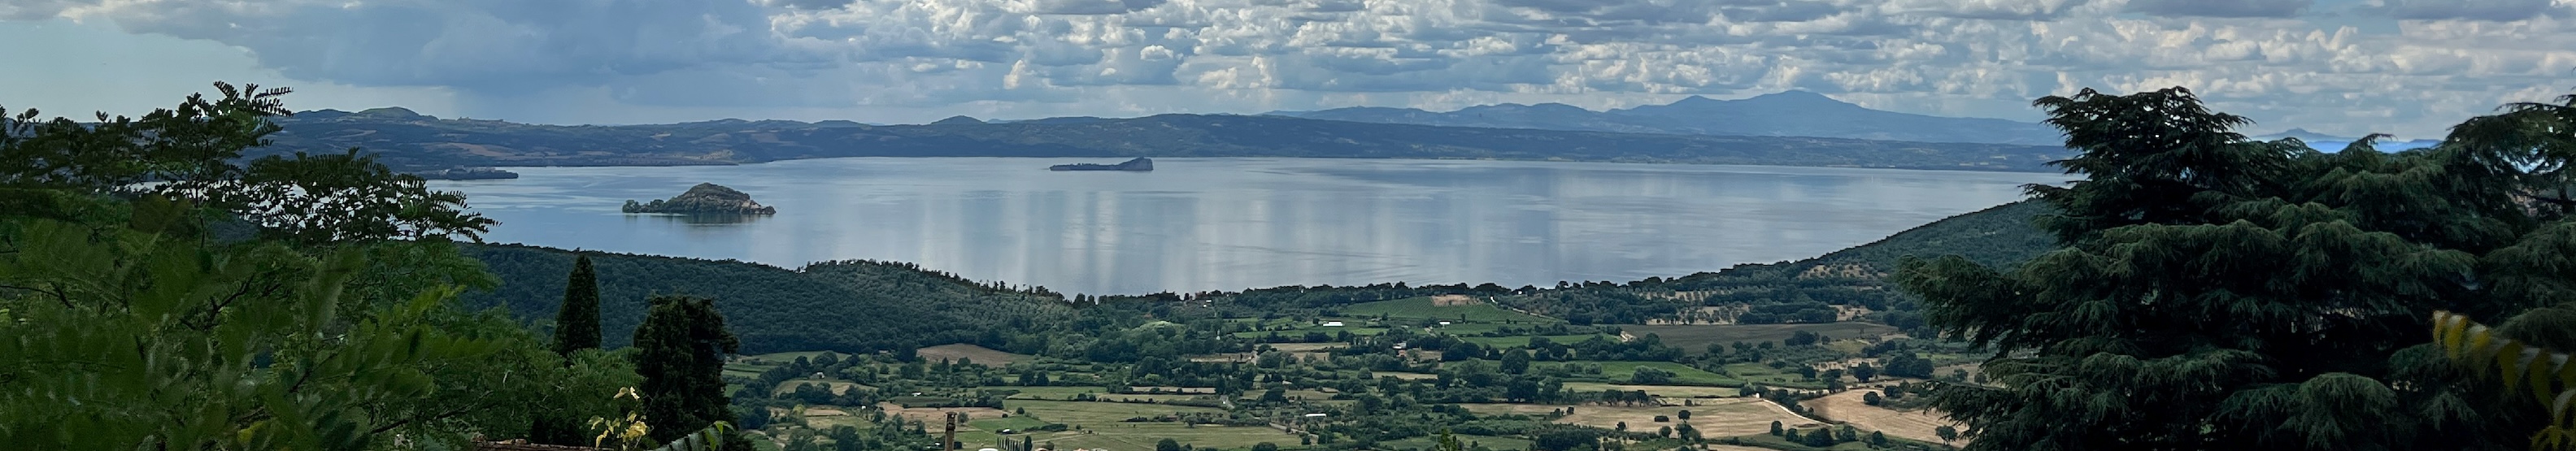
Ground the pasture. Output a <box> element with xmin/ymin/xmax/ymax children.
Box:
<box><xmin>916</xmin><ymin>343</ymin><xmax>1033</xmax><ymax>366</ymax></box>
<box><xmin>1337</xmin><ymin>297</ymin><xmax>1559</xmax><ymax>323</ymax></box>
<box><xmin>1621</xmin><ymin>323</ymin><xmax>1899</xmax><ymax>354</ymax></box>
<box><xmin>1009</xmin><ymin>400</ymin><xmax>1300</xmax><ymax>451</ymax></box>
<box><xmin>1583</xmin><ymin>361</ymin><xmax>1740</xmax><ymax>386</ymax></box>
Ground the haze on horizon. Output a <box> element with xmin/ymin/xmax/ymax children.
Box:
<box><xmin>3</xmin><ymin>0</ymin><xmax>2574</xmax><ymax>140</ymax></box>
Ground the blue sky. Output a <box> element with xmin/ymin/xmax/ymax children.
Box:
<box><xmin>2</xmin><ymin>0</ymin><xmax>2572</xmax><ymax>139</ymax></box>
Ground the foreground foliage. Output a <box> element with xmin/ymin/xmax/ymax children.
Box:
<box><xmin>2432</xmin><ymin>310</ymin><xmax>2576</xmax><ymax>450</ymax></box>
<box><xmin>0</xmin><ymin>84</ymin><xmax>691</xmax><ymax>449</ymax></box>
<box><xmin>1897</xmin><ymin>86</ymin><xmax>2576</xmax><ymax>450</ymax></box>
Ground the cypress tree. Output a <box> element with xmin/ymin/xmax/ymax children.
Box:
<box><xmin>633</xmin><ymin>295</ymin><xmax>742</xmax><ymax>444</ymax></box>
<box><xmin>553</xmin><ymin>254</ymin><xmax>602</xmax><ymax>356</ymax></box>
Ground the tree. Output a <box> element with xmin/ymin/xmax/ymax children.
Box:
<box><xmin>0</xmin><ymin>84</ymin><xmax>606</xmax><ymax>450</ymax></box>
<box><xmin>1771</xmin><ymin>420</ymin><xmax>1785</xmax><ymax>436</ymax></box>
<box><xmin>1157</xmin><ymin>438</ymin><xmax>1184</xmax><ymax>451</ymax></box>
<box><xmin>1869</xmin><ymin>431</ymin><xmax>1889</xmax><ymax>447</ymax></box>
<box><xmin>1851</xmin><ymin>363</ymin><xmax>1878</xmax><ymax>382</ymax></box>
<box><xmin>1630</xmin><ymin>366</ymin><xmax>1675</xmax><ymax>384</ymax></box>
<box><xmin>1503</xmin><ymin>349</ymin><xmax>1534</xmax><ymax>375</ymax></box>
<box><xmin>1935</xmin><ymin>426</ymin><xmax>1958</xmax><ymax>445</ymax></box>
<box><xmin>557</xmin><ymin>254</ymin><xmax>604</xmax><ymax>356</ymax></box>
<box><xmin>1895</xmin><ymin>86</ymin><xmax>2576</xmax><ymax>451</ymax></box>
<box><xmin>1252</xmin><ymin>443</ymin><xmax>1281</xmax><ymax>451</ymax></box>
<box><xmin>633</xmin><ymin>295</ymin><xmax>743</xmax><ymax>444</ymax></box>
<box><xmin>1676</xmin><ymin>410</ymin><xmax>1690</xmax><ymax>420</ymax></box>
<box><xmin>1862</xmin><ymin>391</ymin><xmax>1883</xmax><ymax>405</ymax></box>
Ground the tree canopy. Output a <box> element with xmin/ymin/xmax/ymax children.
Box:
<box><xmin>1897</xmin><ymin>86</ymin><xmax>2576</xmax><ymax>451</ymax></box>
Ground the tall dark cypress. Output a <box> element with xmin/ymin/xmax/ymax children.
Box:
<box><xmin>552</xmin><ymin>254</ymin><xmax>601</xmax><ymax>356</ymax></box>
<box><xmin>632</xmin><ymin>295</ymin><xmax>741</xmax><ymax>444</ymax></box>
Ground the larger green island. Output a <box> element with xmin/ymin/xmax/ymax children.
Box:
<box><xmin>623</xmin><ymin>183</ymin><xmax>779</xmax><ymax>215</ymax></box>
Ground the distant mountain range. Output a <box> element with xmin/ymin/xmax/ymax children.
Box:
<box><xmin>1267</xmin><ymin>91</ymin><xmax>2070</xmax><ymax>145</ymax></box>
<box><xmin>1268</xmin><ymin>91</ymin><xmax>2452</xmax><ymax>152</ymax></box>
<box><xmin>2248</xmin><ymin>128</ymin><xmax>2443</xmax><ymax>151</ymax></box>
<box><xmin>263</xmin><ymin>106</ymin><xmax>2076</xmax><ymax>172</ymax></box>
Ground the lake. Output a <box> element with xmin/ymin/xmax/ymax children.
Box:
<box><xmin>430</xmin><ymin>158</ymin><xmax>2067</xmax><ymax>296</ymax></box>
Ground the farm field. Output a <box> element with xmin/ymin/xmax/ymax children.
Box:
<box><xmin>1456</xmin><ymin>334</ymin><xmax>1615</xmax><ymax>347</ymax></box>
<box><xmin>1381</xmin><ymin>434</ymin><xmax>1534</xmax><ymax>451</ymax></box>
<box><xmin>1560</xmin><ymin>382</ymin><xmax>1746</xmax><ymax>398</ymax></box>
<box><xmin>1721</xmin><ymin>362</ymin><xmax>1829</xmax><ymax>389</ymax></box>
<box><xmin>1585</xmin><ymin>361</ymin><xmax>1740</xmax><ymax>386</ymax></box>
<box><xmin>1799</xmin><ymin>389</ymin><xmax>1961</xmax><ymax>444</ymax></box>
<box><xmin>1459</xmin><ymin>397</ymin><xmax>1812</xmax><ymax>438</ymax></box>
<box><xmin>1231</xmin><ymin>327</ymin><xmax>1390</xmax><ymax>339</ymax></box>
<box><xmin>1621</xmin><ymin>323</ymin><xmax>1899</xmax><ymax>354</ymax></box>
<box><xmin>1009</xmin><ymin>400</ymin><xmax>1299</xmax><ymax>450</ymax></box>
<box><xmin>1338</xmin><ymin>296</ymin><xmax>1559</xmax><ymax>323</ymax></box>
<box><xmin>916</xmin><ymin>343</ymin><xmax>1033</xmax><ymax>366</ymax></box>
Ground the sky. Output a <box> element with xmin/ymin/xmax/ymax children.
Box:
<box><xmin>2</xmin><ymin>0</ymin><xmax>2573</xmax><ymax>139</ymax></box>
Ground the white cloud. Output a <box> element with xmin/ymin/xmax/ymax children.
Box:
<box><xmin>0</xmin><ymin>0</ymin><xmax>2569</xmax><ymax>138</ymax></box>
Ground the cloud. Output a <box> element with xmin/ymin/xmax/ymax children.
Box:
<box><xmin>2123</xmin><ymin>0</ymin><xmax>2313</xmax><ymax>18</ymax></box>
<box><xmin>2382</xmin><ymin>0</ymin><xmax>2561</xmax><ymax>21</ymax></box>
<box><xmin>8</xmin><ymin>0</ymin><xmax>2574</xmax><ymax>139</ymax></box>
<box><xmin>1884</xmin><ymin>0</ymin><xmax>2091</xmax><ymax>20</ymax></box>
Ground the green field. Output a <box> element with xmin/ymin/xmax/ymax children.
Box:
<box><xmin>999</xmin><ymin>386</ymin><xmax>1107</xmax><ymax>400</ymax></box>
<box><xmin>1560</xmin><ymin>382</ymin><xmax>1745</xmax><ymax>398</ymax></box>
<box><xmin>1622</xmin><ymin>323</ymin><xmax>1899</xmax><ymax>353</ymax></box>
<box><xmin>1231</xmin><ymin>327</ymin><xmax>1389</xmax><ymax>339</ymax></box>
<box><xmin>1587</xmin><ymin>361</ymin><xmax>1740</xmax><ymax>386</ymax></box>
<box><xmin>1006</xmin><ymin>400</ymin><xmax>1299</xmax><ymax>451</ymax></box>
<box><xmin>969</xmin><ymin>416</ymin><xmax>1055</xmax><ymax>432</ymax></box>
<box><xmin>1338</xmin><ymin>297</ymin><xmax>1559</xmax><ymax>323</ymax></box>
<box><xmin>1455</xmin><ymin>334</ymin><xmax>1615</xmax><ymax>348</ymax></box>
<box><xmin>1721</xmin><ymin>362</ymin><xmax>1828</xmax><ymax>389</ymax></box>
<box><xmin>1381</xmin><ymin>434</ymin><xmax>1534</xmax><ymax>451</ymax></box>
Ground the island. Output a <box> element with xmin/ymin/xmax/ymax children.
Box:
<box><xmin>407</xmin><ymin>167</ymin><xmax>520</xmax><ymax>180</ymax></box>
<box><xmin>621</xmin><ymin>183</ymin><xmax>777</xmax><ymax>215</ymax></box>
<box><xmin>1048</xmin><ymin>157</ymin><xmax>1154</xmax><ymax>171</ymax></box>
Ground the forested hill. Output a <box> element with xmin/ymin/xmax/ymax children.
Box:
<box><xmin>1472</xmin><ymin>199</ymin><xmax>2062</xmax><ymax>327</ymax></box>
<box><xmin>1691</xmin><ymin>198</ymin><xmax>2060</xmax><ymax>283</ymax></box>
<box><xmin>455</xmin><ymin>244</ymin><xmax>1077</xmax><ymax>354</ymax></box>
<box><xmin>261</xmin><ymin>107</ymin><xmax>2073</xmax><ymax>172</ymax></box>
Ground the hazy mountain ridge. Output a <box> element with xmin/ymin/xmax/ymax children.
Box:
<box><xmin>260</xmin><ymin>106</ymin><xmax>2077</xmax><ymax>172</ymax></box>
<box><xmin>1268</xmin><ymin>91</ymin><xmax>2072</xmax><ymax>145</ymax></box>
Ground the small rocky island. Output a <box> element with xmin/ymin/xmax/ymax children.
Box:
<box><xmin>622</xmin><ymin>183</ymin><xmax>777</xmax><ymax>215</ymax></box>
<box><xmin>1049</xmin><ymin>157</ymin><xmax>1154</xmax><ymax>171</ymax></box>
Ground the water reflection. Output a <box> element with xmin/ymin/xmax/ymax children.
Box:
<box><xmin>433</xmin><ymin>158</ymin><xmax>2067</xmax><ymax>295</ymax></box>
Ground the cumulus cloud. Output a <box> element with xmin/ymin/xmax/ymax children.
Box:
<box><xmin>2123</xmin><ymin>0</ymin><xmax>2313</xmax><ymax>18</ymax></box>
<box><xmin>11</xmin><ymin>0</ymin><xmax>2574</xmax><ymax>138</ymax></box>
<box><xmin>2383</xmin><ymin>0</ymin><xmax>2561</xmax><ymax>21</ymax></box>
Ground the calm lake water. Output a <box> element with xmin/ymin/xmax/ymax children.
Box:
<box><xmin>430</xmin><ymin>158</ymin><xmax>2066</xmax><ymax>295</ymax></box>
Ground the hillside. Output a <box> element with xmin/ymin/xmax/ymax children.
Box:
<box><xmin>259</xmin><ymin>108</ymin><xmax>2073</xmax><ymax>172</ymax></box>
<box><xmin>455</xmin><ymin>244</ymin><xmax>1073</xmax><ymax>353</ymax></box>
<box><xmin>1478</xmin><ymin>200</ymin><xmax>2060</xmax><ymax>327</ymax></box>
<box><xmin>1270</xmin><ymin>91</ymin><xmax>2067</xmax><ymax>145</ymax></box>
